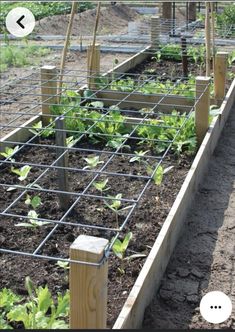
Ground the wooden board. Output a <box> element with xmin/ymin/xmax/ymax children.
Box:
<box><xmin>0</xmin><ymin>115</ymin><xmax>41</xmax><ymax>153</ymax></box>
<box><xmin>96</xmin><ymin>91</ymin><xmax>194</xmax><ymax>113</ymax></box>
<box><xmin>113</xmin><ymin>78</ymin><xmax>235</xmax><ymax>329</ymax></box>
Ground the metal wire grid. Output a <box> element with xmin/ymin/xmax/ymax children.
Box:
<box><xmin>0</xmin><ymin>67</ymin><xmax>209</xmax><ymax>266</ymax></box>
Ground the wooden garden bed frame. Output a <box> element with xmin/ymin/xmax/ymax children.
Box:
<box><xmin>0</xmin><ymin>44</ymin><xmax>234</xmax><ymax>329</ymax></box>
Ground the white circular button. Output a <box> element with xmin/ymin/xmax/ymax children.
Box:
<box><xmin>200</xmin><ymin>291</ymin><xmax>232</xmax><ymax>324</ymax></box>
<box><xmin>6</xmin><ymin>7</ymin><xmax>35</xmax><ymax>38</ymax></box>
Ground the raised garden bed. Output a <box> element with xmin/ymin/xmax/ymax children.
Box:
<box><xmin>0</xmin><ymin>43</ymin><xmax>235</xmax><ymax>329</ymax></box>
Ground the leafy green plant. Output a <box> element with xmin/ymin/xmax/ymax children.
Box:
<box><xmin>112</xmin><ymin>232</ymin><xmax>146</xmax><ymax>274</ymax></box>
<box><xmin>6</xmin><ymin>277</ymin><xmax>69</xmax><ymax>329</ymax></box>
<box><xmin>0</xmin><ymin>146</ymin><xmax>19</xmax><ymax>162</ymax></box>
<box><xmin>83</xmin><ymin>155</ymin><xmax>104</xmax><ymax>170</ymax></box>
<box><xmin>93</xmin><ymin>178</ymin><xmax>110</xmax><ymax>195</ymax></box>
<box><xmin>16</xmin><ymin>210</ymin><xmax>50</xmax><ymax>228</ymax></box>
<box><xmin>56</xmin><ymin>261</ymin><xmax>70</xmax><ymax>270</ymax></box>
<box><xmin>25</xmin><ymin>195</ymin><xmax>42</xmax><ymax>210</ymax></box>
<box><xmin>129</xmin><ymin>150</ymin><xmax>149</xmax><ymax>163</ymax></box>
<box><xmin>105</xmin><ymin>194</ymin><xmax>132</xmax><ymax>228</ymax></box>
<box><xmin>29</xmin><ymin>121</ymin><xmax>55</xmax><ymax>138</ymax></box>
<box><xmin>11</xmin><ymin>165</ymin><xmax>31</xmax><ymax>181</ymax></box>
<box><xmin>0</xmin><ymin>288</ymin><xmax>22</xmax><ymax>330</ymax></box>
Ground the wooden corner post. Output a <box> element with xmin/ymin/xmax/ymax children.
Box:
<box><xmin>214</xmin><ymin>52</ymin><xmax>228</xmax><ymax>104</ymax></box>
<box><xmin>151</xmin><ymin>16</ymin><xmax>160</xmax><ymax>50</ymax></box>
<box><xmin>87</xmin><ymin>44</ymin><xmax>100</xmax><ymax>90</ymax></box>
<box><xmin>41</xmin><ymin>65</ymin><xmax>57</xmax><ymax>126</ymax></box>
<box><xmin>70</xmin><ymin>235</ymin><xmax>109</xmax><ymax>329</ymax></box>
<box><xmin>195</xmin><ymin>76</ymin><xmax>211</xmax><ymax>146</ymax></box>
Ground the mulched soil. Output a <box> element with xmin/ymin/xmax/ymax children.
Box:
<box><xmin>0</xmin><ymin>135</ymin><xmax>193</xmax><ymax>327</ymax></box>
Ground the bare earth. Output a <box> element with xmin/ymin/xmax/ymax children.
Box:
<box><xmin>143</xmin><ymin>103</ymin><xmax>235</xmax><ymax>329</ymax></box>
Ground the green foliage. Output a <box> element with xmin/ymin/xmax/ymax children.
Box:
<box><xmin>105</xmin><ymin>194</ymin><xmax>133</xmax><ymax>228</ymax></box>
<box><xmin>216</xmin><ymin>4</ymin><xmax>235</xmax><ymax>37</ymax></box>
<box><xmin>136</xmin><ymin>110</ymin><xmax>196</xmax><ymax>156</ymax></box>
<box><xmin>112</xmin><ymin>232</ymin><xmax>146</xmax><ymax>274</ymax></box>
<box><xmin>129</xmin><ymin>150</ymin><xmax>149</xmax><ymax>163</ymax></box>
<box><xmin>83</xmin><ymin>155</ymin><xmax>104</xmax><ymax>169</ymax></box>
<box><xmin>0</xmin><ymin>45</ymin><xmax>50</xmax><ymax>72</ymax></box>
<box><xmin>11</xmin><ymin>165</ymin><xmax>31</xmax><ymax>181</ymax></box>
<box><xmin>0</xmin><ymin>146</ymin><xmax>19</xmax><ymax>162</ymax></box>
<box><xmin>93</xmin><ymin>178</ymin><xmax>110</xmax><ymax>194</ymax></box>
<box><xmin>56</xmin><ymin>261</ymin><xmax>70</xmax><ymax>270</ymax></box>
<box><xmin>25</xmin><ymin>195</ymin><xmax>42</xmax><ymax>210</ymax></box>
<box><xmin>30</xmin><ymin>121</ymin><xmax>55</xmax><ymax>138</ymax></box>
<box><xmin>4</xmin><ymin>278</ymin><xmax>69</xmax><ymax>329</ymax></box>
<box><xmin>16</xmin><ymin>210</ymin><xmax>50</xmax><ymax>228</ymax></box>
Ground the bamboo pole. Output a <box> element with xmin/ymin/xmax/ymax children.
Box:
<box><xmin>205</xmin><ymin>2</ymin><xmax>211</xmax><ymax>76</ymax></box>
<box><xmin>195</xmin><ymin>76</ymin><xmax>211</xmax><ymax>146</ymax></box>
<box><xmin>88</xmin><ymin>2</ymin><xmax>101</xmax><ymax>89</ymax></box>
<box><xmin>214</xmin><ymin>52</ymin><xmax>228</xmax><ymax>104</ymax></box>
<box><xmin>210</xmin><ymin>2</ymin><xmax>216</xmax><ymax>76</ymax></box>
<box><xmin>70</xmin><ymin>235</ymin><xmax>108</xmax><ymax>329</ymax></box>
<box><xmin>41</xmin><ymin>65</ymin><xmax>57</xmax><ymax>126</ymax></box>
<box><xmin>57</xmin><ymin>1</ymin><xmax>78</xmax><ymax>101</ymax></box>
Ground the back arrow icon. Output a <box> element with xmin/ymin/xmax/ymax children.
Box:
<box><xmin>16</xmin><ymin>15</ymin><xmax>25</xmax><ymax>29</ymax></box>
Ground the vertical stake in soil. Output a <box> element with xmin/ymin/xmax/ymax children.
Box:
<box><xmin>88</xmin><ymin>2</ymin><xmax>101</xmax><ymax>90</ymax></box>
<box><xmin>151</xmin><ymin>16</ymin><xmax>160</xmax><ymax>50</ymax></box>
<box><xmin>41</xmin><ymin>65</ymin><xmax>57</xmax><ymax>127</ymax></box>
<box><xmin>205</xmin><ymin>2</ymin><xmax>211</xmax><ymax>76</ymax></box>
<box><xmin>57</xmin><ymin>1</ymin><xmax>78</xmax><ymax>102</ymax></box>
<box><xmin>181</xmin><ymin>36</ymin><xmax>188</xmax><ymax>77</ymax></box>
<box><xmin>214</xmin><ymin>52</ymin><xmax>228</xmax><ymax>104</ymax></box>
<box><xmin>210</xmin><ymin>2</ymin><xmax>216</xmax><ymax>75</ymax></box>
<box><xmin>70</xmin><ymin>235</ymin><xmax>109</xmax><ymax>329</ymax></box>
<box><xmin>55</xmin><ymin>116</ymin><xmax>70</xmax><ymax>210</ymax></box>
<box><xmin>87</xmin><ymin>44</ymin><xmax>101</xmax><ymax>90</ymax></box>
<box><xmin>195</xmin><ymin>76</ymin><xmax>211</xmax><ymax>146</ymax></box>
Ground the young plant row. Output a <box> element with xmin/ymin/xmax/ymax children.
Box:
<box><xmin>0</xmin><ymin>277</ymin><xmax>69</xmax><ymax>329</ymax></box>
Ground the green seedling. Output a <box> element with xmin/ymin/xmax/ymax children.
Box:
<box><xmin>112</xmin><ymin>232</ymin><xmax>146</xmax><ymax>274</ymax></box>
<box><xmin>147</xmin><ymin>165</ymin><xmax>164</xmax><ymax>185</ymax></box>
<box><xmin>93</xmin><ymin>178</ymin><xmax>110</xmax><ymax>195</ymax></box>
<box><xmin>83</xmin><ymin>155</ymin><xmax>104</xmax><ymax>170</ymax></box>
<box><xmin>29</xmin><ymin>121</ymin><xmax>54</xmax><ymax>138</ymax></box>
<box><xmin>105</xmin><ymin>193</ymin><xmax>132</xmax><ymax>228</ymax></box>
<box><xmin>66</xmin><ymin>136</ymin><xmax>79</xmax><ymax>148</ymax></box>
<box><xmin>0</xmin><ymin>145</ymin><xmax>19</xmax><ymax>162</ymax></box>
<box><xmin>25</xmin><ymin>195</ymin><xmax>42</xmax><ymax>210</ymax></box>
<box><xmin>16</xmin><ymin>210</ymin><xmax>50</xmax><ymax>228</ymax></box>
<box><xmin>129</xmin><ymin>150</ymin><xmax>149</xmax><ymax>163</ymax></box>
<box><xmin>6</xmin><ymin>277</ymin><xmax>69</xmax><ymax>329</ymax></box>
<box><xmin>56</xmin><ymin>261</ymin><xmax>70</xmax><ymax>270</ymax></box>
<box><xmin>11</xmin><ymin>165</ymin><xmax>31</xmax><ymax>181</ymax></box>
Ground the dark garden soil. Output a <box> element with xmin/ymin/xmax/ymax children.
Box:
<box><xmin>0</xmin><ymin>135</ymin><xmax>193</xmax><ymax>327</ymax></box>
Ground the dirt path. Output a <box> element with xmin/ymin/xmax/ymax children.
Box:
<box><xmin>143</xmin><ymin>102</ymin><xmax>235</xmax><ymax>329</ymax></box>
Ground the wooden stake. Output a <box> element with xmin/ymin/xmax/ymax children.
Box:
<box><xmin>181</xmin><ymin>36</ymin><xmax>188</xmax><ymax>77</ymax></box>
<box><xmin>151</xmin><ymin>16</ymin><xmax>160</xmax><ymax>50</ymax></box>
<box><xmin>210</xmin><ymin>2</ymin><xmax>216</xmax><ymax>76</ymax></box>
<box><xmin>205</xmin><ymin>2</ymin><xmax>211</xmax><ymax>76</ymax></box>
<box><xmin>195</xmin><ymin>76</ymin><xmax>211</xmax><ymax>146</ymax></box>
<box><xmin>55</xmin><ymin>117</ymin><xmax>70</xmax><ymax>210</ymax></box>
<box><xmin>41</xmin><ymin>65</ymin><xmax>57</xmax><ymax>126</ymax></box>
<box><xmin>87</xmin><ymin>44</ymin><xmax>100</xmax><ymax>90</ymax></box>
<box><xmin>88</xmin><ymin>2</ymin><xmax>101</xmax><ymax>89</ymax></box>
<box><xmin>70</xmin><ymin>235</ymin><xmax>108</xmax><ymax>329</ymax></box>
<box><xmin>57</xmin><ymin>1</ymin><xmax>78</xmax><ymax>101</ymax></box>
<box><xmin>214</xmin><ymin>52</ymin><xmax>228</xmax><ymax>104</ymax></box>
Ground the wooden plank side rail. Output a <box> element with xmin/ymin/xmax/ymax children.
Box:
<box><xmin>113</xmin><ymin>78</ymin><xmax>235</xmax><ymax>329</ymax></box>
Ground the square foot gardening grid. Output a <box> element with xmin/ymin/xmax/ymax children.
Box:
<box><xmin>0</xmin><ymin>67</ymin><xmax>207</xmax><ymax>267</ymax></box>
